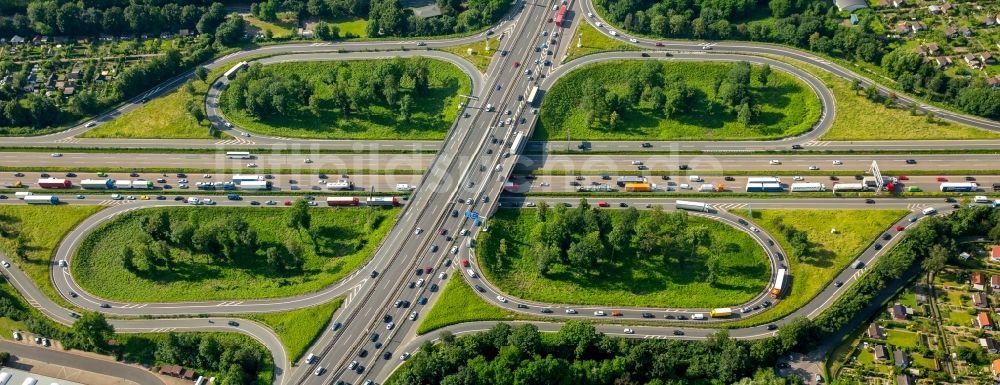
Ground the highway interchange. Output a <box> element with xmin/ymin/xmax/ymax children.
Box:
<box><xmin>2</xmin><ymin>0</ymin><xmax>1000</xmax><ymax>383</ymax></box>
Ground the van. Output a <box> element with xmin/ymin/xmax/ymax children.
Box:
<box><xmin>921</xmin><ymin>207</ymin><xmax>937</xmax><ymax>215</ymax></box>
<box><xmin>974</xmin><ymin>196</ymin><xmax>989</xmax><ymax>203</ymax></box>
<box><xmin>467</xmin><ymin>269</ymin><xmax>478</xmax><ymax>278</ymax></box>
<box><xmin>691</xmin><ymin>313</ymin><xmax>706</xmax><ymax>320</ymax></box>
<box><xmin>14</xmin><ymin>192</ymin><xmax>32</xmax><ymax>199</ymax></box>
<box><xmin>467</xmin><ymin>238</ymin><xmax>475</xmax><ymax>248</ymax></box>
<box><xmin>305</xmin><ymin>353</ymin><xmax>317</xmax><ymax>364</ymax></box>
<box><xmin>187</xmin><ymin>197</ymin><xmax>200</xmax><ymax>205</ymax></box>
<box><xmin>853</xmin><ymin>259</ymin><xmax>864</xmax><ymax>269</ymax></box>
<box><xmin>12</xmin><ymin>331</ymin><xmax>20</xmax><ymax>340</ymax></box>
<box><xmin>688</xmin><ymin>175</ymin><xmax>702</xmax><ymax>182</ymax></box>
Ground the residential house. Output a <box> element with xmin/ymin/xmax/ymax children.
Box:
<box><xmin>911</xmin><ymin>22</ymin><xmax>927</xmax><ymax>33</ymax></box>
<box><xmin>178</xmin><ymin>29</ymin><xmax>191</xmax><ymax>37</ymax></box>
<box><xmin>941</xmin><ymin>3</ymin><xmax>952</xmax><ymax>13</ymax></box>
<box><xmin>897</xmin><ymin>22</ymin><xmax>911</xmax><ymax>34</ymax></box>
<box><xmin>835</xmin><ymin>0</ymin><xmax>868</xmax><ymax>11</ymax></box>
<box><xmin>915</xmin><ymin>46</ymin><xmax>926</xmax><ymax>55</ymax></box>
<box><xmin>981</xmin><ymin>337</ymin><xmax>999</xmax><ymax>353</ymax></box>
<box><xmin>976</xmin><ymin>312</ymin><xmax>994</xmax><ymax>329</ymax></box>
<box><xmin>929</xmin><ymin>4</ymin><xmax>942</xmax><ymax>13</ymax></box>
<box><xmin>62</xmin><ymin>86</ymin><xmax>74</xmax><ymax>96</ymax></box>
<box><xmin>878</xmin><ymin>0</ymin><xmax>905</xmax><ymax>7</ymax></box>
<box><xmin>985</xmin><ymin>15</ymin><xmax>997</xmax><ymax>26</ymax></box>
<box><xmin>874</xmin><ymin>345</ymin><xmax>889</xmax><ymax>362</ymax></box>
<box><xmin>891</xmin><ymin>304</ymin><xmax>909</xmax><ymax>320</ymax></box>
<box><xmin>894</xmin><ymin>349</ymin><xmax>910</xmax><ymax>368</ymax></box>
<box><xmin>961</xmin><ymin>26</ymin><xmax>973</xmax><ymax>37</ymax></box>
<box><xmin>927</xmin><ymin>43</ymin><xmax>941</xmax><ymax>54</ymax></box>
<box><xmin>915</xmin><ymin>293</ymin><xmax>927</xmax><ymax>305</ymax></box>
<box><xmin>896</xmin><ymin>374</ymin><xmax>914</xmax><ymax>385</ymax></box>
<box><xmin>850</xmin><ymin>13</ymin><xmax>859</xmax><ymax>25</ymax></box>
<box><xmin>158</xmin><ymin>365</ymin><xmax>196</xmax><ymax>379</ymax></box>
<box><xmin>992</xmin><ymin>275</ymin><xmax>1000</xmax><ymax>289</ymax></box>
<box><xmin>993</xmin><ymin>359</ymin><xmax>1000</xmax><ymax>378</ymax></box>
<box><xmin>960</xmin><ymin>251</ymin><xmax>972</xmax><ymax>261</ymax></box>
<box><xmin>974</xmin><ymin>292</ymin><xmax>989</xmax><ymax>308</ymax></box>
<box><xmin>982</xmin><ymin>52</ymin><xmax>995</xmax><ymax>64</ymax></box>
<box><xmin>9</xmin><ymin>35</ymin><xmax>24</xmax><ymax>44</ymax></box>
<box><xmin>867</xmin><ymin>323</ymin><xmax>886</xmax><ymax>339</ymax></box>
<box><xmin>991</xmin><ymin>245</ymin><xmax>1000</xmax><ymax>261</ymax></box>
<box><xmin>988</xmin><ymin>76</ymin><xmax>1000</xmax><ymax>87</ymax></box>
<box><xmin>945</xmin><ymin>26</ymin><xmax>958</xmax><ymax>38</ymax></box>
<box><xmin>973</xmin><ymin>271</ymin><xmax>987</xmax><ymax>291</ymax></box>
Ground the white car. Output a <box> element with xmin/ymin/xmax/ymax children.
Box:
<box><xmin>110</xmin><ymin>194</ymin><xmax>123</xmax><ymax>200</ymax></box>
<box><xmin>400</xmin><ymin>352</ymin><xmax>411</xmax><ymax>361</ymax></box>
<box><xmin>460</xmin><ymin>229</ymin><xmax>469</xmax><ymax>236</ymax></box>
<box><xmin>497</xmin><ymin>296</ymin><xmax>507</xmax><ymax>303</ymax></box>
<box><xmin>769</xmin><ymin>160</ymin><xmax>781</xmax><ymax>165</ymax></box>
<box><xmin>417</xmin><ymin>278</ymin><xmax>425</xmax><ymax>287</ymax></box>
<box><xmin>304</xmin><ymin>158</ymin><xmax>313</xmax><ymax>163</ymax></box>
<box><xmin>832</xmin><ymin>160</ymin><xmax>843</xmax><ymax>165</ymax></box>
<box><xmin>84</xmin><ymin>122</ymin><xmax>96</xmax><ymax>128</ymax></box>
<box><xmin>808</xmin><ymin>166</ymin><xmax>819</xmax><ymax>170</ymax></box>
<box><xmin>451</xmin><ymin>245</ymin><xmax>459</xmax><ymax>254</ymax></box>
<box><xmin>50</xmin><ymin>153</ymin><xmax>62</xmax><ymax>157</ymax></box>
<box><xmin>1</xmin><ymin>261</ymin><xmax>9</xmax><ymax>268</ymax></box>
<box><xmin>624</xmin><ymin>328</ymin><xmax>634</xmax><ymax>334</ymax></box>
<box><xmin>224</xmin><ymin>122</ymin><xmax>232</xmax><ymax>128</ymax></box>
<box><xmin>596</xmin><ymin>22</ymin><xmax>603</xmax><ymax>27</ymax></box>
<box><xmin>386</xmin><ymin>322</ymin><xmax>395</xmax><ymax>330</ymax></box>
<box><xmin>587</xmin><ymin>12</ymin><xmax>594</xmax><ymax>17</ymax></box>
<box><xmin>629</xmin><ymin>38</ymin><xmax>637</xmax><ymax>43</ymax></box>
<box><xmin>793</xmin><ymin>176</ymin><xmax>804</xmax><ymax>181</ymax></box>
<box><xmin>58</xmin><ymin>260</ymin><xmax>67</xmax><ymax>267</ymax></box>
<box><xmin>594</xmin><ymin>310</ymin><xmax>606</xmax><ymax>316</ymax></box>
<box><xmin>246</xmin><ymin>163</ymin><xmax>257</xmax><ymax>168</ymax></box>
<box><xmin>679</xmin><ymin>183</ymin><xmax>692</xmax><ymax>190</ymax></box>
<box><xmin>526</xmin><ymin>202</ymin><xmax>537</xmax><ymax>207</ymax></box>
<box><xmin>414</xmin><ymin>227</ymin><xmax>423</xmax><ymax>235</ymax></box>
<box><xmin>566</xmin><ymin>308</ymin><xmax>577</xmax><ymax>314</ymax></box>
<box><xmin>416</xmin><ymin>42</ymin><xmax>426</xmax><ymax>46</ymax></box>
<box><xmin>203</xmin><ymin>174</ymin><xmax>211</xmax><ymax>178</ymax></box>
<box><xmin>610</xmin><ymin>30</ymin><xmax>618</xmax><ymax>36</ymax></box>
<box><xmin>630</xmin><ymin>160</ymin><xmax>643</xmax><ymax>165</ymax></box>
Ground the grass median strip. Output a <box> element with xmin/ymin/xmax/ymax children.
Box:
<box><xmin>73</xmin><ymin>206</ymin><xmax>398</xmax><ymax>302</ymax></box>
<box><xmin>564</xmin><ymin>23</ymin><xmax>640</xmax><ymax>63</ymax></box>
<box><xmin>242</xmin><ymin>297</ymin><xmax>344</xmax><ymax>363</ymax></box>
<box><xmin>437</xmin><ymin>40</ymin><xmax>494</xmax><ymax>73</ymax></box>
<box><xmin>0</xmin><ymin>205</ymin><xmax>105</xmax><ymax>310</ymax></box>
<box><xmin>417</xmin><ymin>276</ymin><xmax>535</xmax><ymax>335</ymax></box>
<box><xmin>726</xmin><ymin>209</ymin><xmax>907</xmax><ymax>328</ymax></box>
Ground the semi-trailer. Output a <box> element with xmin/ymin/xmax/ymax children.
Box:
<box><xmin>326</xmin><ymin>180</ymin><xmax>353</xmax><ymax>190</ymax></box>
<box><xmin>624</xmin><ymin>182</ymin><xmax>651</xmax><ymax>192</ymax></box>
<box><xmin>940</xmin><ymin>182</ymin><xmax>978</xmax><ymax>192</ymax></box>
<box><xmin>36</xmin><ymin>178</ymin><xmax>72</xmax><ymax>189</ymax></box>
<box><xmin>709</xmin><ymin>308</ymin><xmax>733</xmax><ymax>318</ymax></box>
<box><xmin>115</xmin><ymin>180</ymin><xmax>132</xmax><ymax>189</ymax></box>
<box><xmin>616</xmin><ymin>176</ymin><xmax>646</xmax><ymax>187</ymax></box>
<box><xmin>236</xmin><ymin>181</ymin><xmax>271</xmax><ymax>190</ymax></box>
<box><xmin>367</xmin><ymin>196</ymin><xmax>399</xmax><ymax>206</ymax></box>
<box><xmin>790</xmin><ymin>182</ymin><xmax>825</xmax><ymax>192</ymax></box>
<box><xmin>771</xmin><ymin>268</ymin><xmax>787</xmax><ymax>298</ymax></box>
<box><xmin>14</xmin><ymin>192</ymin><xmax>32</xmax><ymax>199</ymax></box>
<box><xmin>223</xmin><ymin>62</ymin><xmax>249</xmax><ymax>80</ymax></box>
<box><xmin>80</xmin><ymin>179</ymin><xmax>115</xmax><ymax>189</ymax></box>
<box><xmin>745</xmin><ymin>182</ymin><xmax>783</xmax><ymax>192</ymax></box>
<box><xmin>508</xmin><ymin>131</ymin><xmax>526</xmax><ymax>157</ymax></box>
<box><xmin>23</xmin><ymin>195</ymin><xmax>59</xmax><ymax>204</ymax></box>
<box><xmin>832</xmin><ymin>183</ymin><xmax>867</xmax><ymax>192</ymax></box>
<box><xmin>231</xmin><ymin>174</ymin><xmax>264</xmax><ymax>183</ymax></box>
<box><xmin>747</xmin><ymin>177</ymin><xmax>781</xmax><ymax>184</ymax></box>
<box><xmin>675</xmin><ymin>200</ymin><xmax>709</xmax><ymax>212</ymax></box>
<box><xmin>327</xmin><ymin>197</ymin><xmax>361</xmax><ymax>206</ymax></box>
<box><xmin>130</xmin><ymin>180</ymin><xmax>153</xmax><ymax>189</ymax></box>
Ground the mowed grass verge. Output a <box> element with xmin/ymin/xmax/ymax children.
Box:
<box><xmin>728</xmin><ymin>209</ymin><xmax>907</xmax><ymax>327</ymax></box>
<box><xmin>0</xmin><ymin>205</ymin><xmax>104</xmax><ymax>309</ymax></box>
<box><xmin>766</xmin><ymin>56</ymin><xmax>1000</xmax><ymax>140</ymax></box>
<box><xmin>221</xmin><ymin>59</ymin><xmax>470</xmax><ymax>140</ymax></box>
<box><xmin>564</xmin><ymin>22</ymin><xmax>640</xmax><ymax>63</ymax></box>
<box><xmin>438</xmin><ymin>40</ymin><xmax>494</xmax><ymax>73</ymax></box>
<box><xmin>536</xmin><ymin>60</ymin><xmax>821</xmax><ymax>141</ymax></box>
<box><xmin>243</xmin><ymin>297</ymin><xmax>344</xmax><ymax>363</ymax></box>
<box><xmin>82</xmin><ymin>64</ymin><xmax>228</xmax><ymax>139</ymax></box>
<box><xmin>478</xmin><ymin>209</ymin><xmax>770</xmax><ymax>308</ymax></box>
<box><xmin>417</xmin><ymin>277</ymin><xmax>524</xmax><ymax>335</ymax></box>
<box><xmin>72</xmin><ymin>206</ymin><xmax>398</xmax><ymax>302</ymax></box>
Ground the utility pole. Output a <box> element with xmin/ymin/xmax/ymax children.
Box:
<box><xmin>484</xmin><ymin>37</ymin><xmax>490</xmax><ymax>52</ymax></box>
<box><xmin>577</xmin><ymin>33</ymin><xmax>582</xmax><ymax>48</ymax></box>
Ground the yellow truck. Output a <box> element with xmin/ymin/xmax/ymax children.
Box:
<box><xmin>624</xmin><ymin>182</ymin><xmax>651</xmax><ymax>192</ymax></box>
<box><xmin>710</xmin><ymin>307</ymin><xmax>733</xmax><ymax>318</ymax></box>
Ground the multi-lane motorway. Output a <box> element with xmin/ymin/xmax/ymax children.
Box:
<box><xmin>2</xmin><ymin>0</ymin><xmax>1000</xmax><ymax>383</ymax></box>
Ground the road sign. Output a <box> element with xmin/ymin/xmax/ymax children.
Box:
<box><xmin>464</xmin><ymin>211</ymin><xmax>479</xmax><ymax>219</ymax></box>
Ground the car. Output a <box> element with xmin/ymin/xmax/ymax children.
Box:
<box><xmin>0</xmin><ymin>195</ymin><xmax>5</xmax><ymax>200</ymax></box>
<box><xmin>400</xmin><ymin>352</ymin><xmax>411</xmax><ymax>361</ymax></box>
<box><xmin>332</xmin><ymin>322</ymin><xmax>342</xmax><ymax>331</ymax></box>
<box><xmin>641</xmin><ymin>142</ymin><xmax>652</xmax><ymax>148</ymax></box>
<box><xmin>865</xmin><ymin>198</ymin><xmax>875</xmax><ymax>204</ymax></box>
<box><xmin>834</xmin><ymin>280</ymin><xmax>843</xmax><ymax>287</ymax></box>
<box><xmin>767</xmin><ymin>239</ymin><xmax>775</xmax><ymax>246</ymax></box>
<box><xmin>474</xmin><ymin>285</ymin><xmax>486</xmax><ymax>293</ymax></box>
<box><xmin>461</xmin><ymin>259</ymin><xmax>470</xmax><ymax>267</ymax></box>
<box><xmin>358</xmin><ymin>349</ymin><xmax>368</xmax><ymax>357</ymax></box>
<box><xmin>246</xmin><ymin>163</ymin><xmax>257</xmax><ymax>168</ymax></box>
<box><xmin>99</xmin><ymin>303</ymin><xmax>110</xmax><ymax>308</ymax></box>
<box><xmin>762</xmin><ymin>301</ymin><xmax>771</xmax><ymax>308</ymax></box>
<box><xmin>829</xmin><ymin>176</ymin><xmax>839</xmax><ymax>181</ymax></box>
<box><xmin>874</xmin><ymin>243</ymin><xmax>882</xmax><ymax>250</ymax></box>
<box><xmin>497</xmin><ymin>295</ymin><xmax>507</xmax><ymax>303</ymax></box>
<box><xmin>640</xmin><ymin>52</ymin><xmax>649</xmax><ymax>57</ymax></box>
<box><xmin>383</xmin><ymin>351</ymin><xmax>392</xmax><ymax>360</ymax></box>
<box><xmin>624</xmin><ymin>328</ymin><xmax>635</xmax><ymax>334</ymax></box>
<box><xmin>966</xmin><ymin>176</ymin><xmax>977</xmax><ymax>181</ymax></box>
<box><xmin>439</xmin><ymin>272</ymin><xmax>447</xmax><ymax>279</ymax></box>
<box><xmin>416</xmin><ymin>41</ymin><xmax>426</xmax><ymax>46</ymax></box>
<box><xmin>228</xmin><ymin>321</ymin><xmax>239</xmax><ymax>327</ymax></box>
<box><xmin>619</xmin><ymin>202</ymin><xmax>628</xmax><ymax>207</ymax></box>
<box><xmin>430</xmin><ymin>245</ymin><xmax>439</xmax><ymax>252</ymax></box>
<box><xmin>641</xmin><ymin>312</ymin><xmax>654</xmax><ymax>318</ymax></box>
<box><xmin>832</xmin><ymin>160</ymin><xmax>843</xmax><ymax>165</ymax></box>
<box><xmin>769</xmin><ymin>160</ymin><xmax>781</xmax><ymax>165</ymax></box>
<box><xmin>50</xmin><ymin>153</ymin><xmax>62</xmax><ymax>157</ymax></box>
<box><xmin>594</xmin><ymin>310</ymin><xmax>606</xmax><ymax>316</ymax></box>
<box><xmin>40</xmin><ymin>172</ymin><xmax>49</xmax><ymax>177</ymax></box>
<box><xmin>793</xmin><ymin>176</ymin><xmax>804</xmax><ymax>181</ymax></box>
<box><xmin>678</xmin><ymin>164</ymin><xmax>688</xmax><ymax>170</ymax></box>
<box><xmin>386</xmin><ymin>322</ymin><xmax>395</xmax><ymax>330</ymax></box>
<box><xmin>896</xmin><ymin>225</ymin><xmax>905</xmax><ymax>231</ymax></box>
<box><xmin>808</xmin><ymin>165</ymin><xmax>819</xmax><ymax>170</ymax></box>
<box><xmin>766</xmin><ymin>324</ymin><xmax>778</xmax><ymax>330</ymax></box>
<box><xmin>76</xmin><ymin>194</ymin><xmax>85</xmax><ymax>199</ymax></box>
<box><xmin>517</xmin><ymin>303</ymin><xmax>528</xmax><ymax>309</ymax></box>
<box><xmin>424</xmin><ymin>266</ymin><xmax>432</xmax><ymax>274</ymax></box>
<box><xmin>936</xmin><ymin>176</ymin><xmax>947</xmax><ymax>182</ymax></box>
<box><xmin>314</xmin><ymin>367</ymin><xmax>325</xmax><ymax>376</ymax></box>
<box><xmin>540</xmin><ymin>308</ymin><xmax>553</xmax><ymax>313</ymax></box>
<box><xmin>0</xmin><ymin>261</ymin><xmax>8</xmax><ymax>268</ymax></box>
<box><xmin>905</xmin><ymin>159</ymin><xmax>917</xmax><ymax>164</ymax></box>
<box><xmin>909</xmin><ymin>217</ymin><xmax>918</xmax><ymax>223</ymax></box>
<box><xmin>495</xmin><ymin>84</ymin><xmax>502</xmax><ymax>91</ymax></box>
<box><xmin>409</xmin><ymin>311</ymin><xmax>418</xmax><ymax>320</ymax></box>
<box><xmin>173</xmin><ymin>196</ymin><xmax>184</xmax><ymax>201</ymax></box>
<box><xmin>418</xmin><ymin>296</ymin><xmax>428</xmax><ymax>305</ymax></box>
<box><xmin>882</xmin><ymin>233</ymin><xmax>892</xmax><ymax>241</ymax></box>
<box><xmin>370</xmin><ymin>270</ymin><xmax>379</xmax><ymax>278</ymax></box>
<box><xmin>673</xmin><ymin>330</ymin><xmax>685</xmax><ymax>335</ymax></box>
<box><xmin>70</xmin><ymin>312</ymin><xmax>80</xmax><ymax>319</ymax></box>
<box><xmin>897</xmin><ymin>175</ymin><xmax>909</xmax><ymax>180</ymax></box>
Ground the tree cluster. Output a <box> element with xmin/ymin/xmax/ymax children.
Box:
<box><xmin>0</xmin><ymin>1</ymin><xmax>230</xmax><ymax>40</ymax></box>
<box><xmin>367</xmin><ymin>0</ymin><xmax>509</xmax><ymax>37</ymax></box>
<box><xmin>222</xmin><ymin>58</ymin><xmax>431</xmax><ymax>121</ymax></box>
<box><xmin>393</xmin><ymin>320</ymin><xmax>813</xmax><ymax>385</ymax></box>
<box><xmin>769</xmin><ymin>217</ymin><xmax>812</xmax><ymax>259</ymax></box>
<box><xmin>154</xmin><ymin>333</ymin><xmax>269</xmax><ymax>385</ymax></box>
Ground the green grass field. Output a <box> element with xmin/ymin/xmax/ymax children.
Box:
<box><xmin>0</xmin><ymin>205</ymin><xmax>104</xmax><ymax>309</ymax></box>
<box><xmin>220</xmin><ymin>59</ymin><xmax>470</xmax><ymax>140</ymax></box>
<box><xmin>245</xmin><ymin>15</ymin><xmax>297</xmax><ymax>38</ymax></box>
<box><xmin>438</xmin><ymin>39</ymin><xmax>494</xmax><ymax>72</ymax></box>
<box><xmin>536</xmin><ymin>60</ymin><xmax>821</xmax><ymax>141</ymax></box>
<box><xmin>564</xmin><ymin>23</ymin><xmax>639</xmax><ymax>63</ymax></box>
<box><xmin>729</xmin><ymin>209</ymin><xmax>907</xmax><ymax>326</ymax></box>
<box><xmin>72</xmin><ymin>206</ymin><xmax>398</xmax><ymax>302</ymax></box>
<box><xmin>244</xmin><ymin>297</ymin><xmax>343</xmax><ymax>363</ymax></box>
<box><xmin>417</xmin><ymin>277</ymin><xmax>522</xmax><ymax>335</ymax></box>
<box><xmin>766</xmin><ymin>56</ymin><xmax>1000</xmax><ymax>140</ymax></box>
<box><xmin>477</xmin><ymin>209</ymin><xmax>770</xmax><ymax>308</ymax></box>
<box><xmin>329</xmin><ymin>18</ymin><xmax>368</xmax><ymax>38</ymax></box>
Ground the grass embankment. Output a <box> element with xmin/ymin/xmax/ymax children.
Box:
<box><xmin>417</xmin><ymin>277</ymin><xmax>529</xmax><ymax>335</ymax></box>
<box><xmin>564</xmin><ymin>23</ymin><xmax>640</xmax><ymax>62</ymax></box>
<box><xmin>82</xmin><ymin>64</ymin><xmax>230</xmax><ymax>139</ymax></box>
<box><xmin>767</xmin><ymin>56</ymin><xmax>1000</xmax><ymax>141</ymax></box>
<box><xmin>328</xmin><ymin>18</ymin><xmax>368</xmax><ymax>38</ymax></box>
<box><xmin>243</xmin><ymin>297</ymin><xmax>343</xmax><ymax>363</ymax></box>
<box><xmin>536</xmin><ymin>60</ymin><xmax>821</xmax><ymax>141</ymax></box>
<box><xmin>0</xmin><ymin>205</ymin><xmax>104</xmax><ymax>309</ymax></box>
<box><xmin>728</xmin><ymin>209</ymin><xmax>907</xmax><ymax>327</ymax></box>
<box><xmin>245</xmin><ymin>15</ymin><xmax>297</xmax><ymax>38</ymax></box>
<box><xmin>221</xmin><ymin>59</ymin><xmax>470</xmax><ymax>140</ymax></box>
<box><xmin>73</xmin><ymin>206</ymin><xmax>398</xmax><ymax>302</ymax></box>
<box><xmin>437</xmin><ymin>39</ymin><xmax>493</xmax><ymax>72</ymax></box>
<box><xmin>478</xmin><ymin>209</ymin><xmax>770</xmax><ymax>308</ymax></box>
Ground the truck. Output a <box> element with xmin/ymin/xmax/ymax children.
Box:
<box><xmin>232</xmin><ymin>174</ymin><xmax>264</xmax><ymax>184</ymax></box>
<box><xmin>396</xmin><ymin>184</ymin><xmax>416</xmax><ymax>191</ymax></box>
<box><xmin>526</xmin><ymin>86</ymin><xmax>540</xmax><ymax>106</ymax></box>
<box><xmin>130</xmin><ymin>180</ymin><xmax>153</xmax><ymax>189</ymax></box>
<box><xmin>15</xmin><ymin>191</ymin><xmax>33</xmax><ymax>199</ymax></box>
<box><xmin>698</xmin><ymin>184</ymin><xmax>717</xmax><ymax>192</ymax></box>
<box><xmin>23</xmin><ymin>195</ymin><xmax>58</xmax><ymax>204</ymax></box>
<box><xmin>37</xmin><ymin>178</ymin><xmax>72</xmax><ymax>189</ymax></box>
<box><xmin>237</xmin><ymin>181</ymin><xmax>271</xmax><ymax>190</ymax></box>
<box><xmin>745</xmin><ymin>183</ymin><xmax>783</xmax><ymax>192</ymax></box>
<box><xmin>790</xmin><ymin>183</ymin><xmax>825</xmax><ymax>192</ymax></box>
<box><xmin>224</xmin><ymin>61</ymin><xmax>249</xmax><ymax>80</ymax></box>
<box><xmin>115</xmin><ymin>180</ymin><xmax>132</xmax><ymax>189</ymax></box>
<box><xmin>326</xmin><ymin>180</ymin><xmax>353</xmax><ymax>190</ymax></box>
<box><xmin>327</xmin><ymin>197</ymin><xmax>360</xmax><ymax>206</ymax></box>
<box><xmin>747</xmin><ymin>177</ymin><xmax>781</xmax><ymax>184</ymax></box>
<box><xmin>675</xmin><ymin>200</ymin><xmax>709</xmax><ymax>212</ymax></box>
<box><xmin>508</xmin><ymin>131</ymin><xmax>526</xmax><ymax>157</ymax></box>
<box><xmin>226</xmin><ymin>151</ymin><xmax>253</xmax><ymax>159</ymax></box>
<box><xmin>709</xmin><ymin>308</ymin><xmax>733</xmax><ymax>318</ymax></box>
<box><xmin>940</xmin><ymin>182</ymin><xmax>978</xmax><ymax>192</ymax></box>
<box><xmin>832</xmin><ymin>183</ymin><xmax>867</xmax><ymax>192</ymax></box>
<box><xmin>691</xmin><ymin>313</ymin><xmax>706</xmax><ymax>320</ymax></box>
<box><xmin>80</xmin><ymin>179</ymin><xmax>114</xmax><ymax>189</ymax></box>
<box><xmin>554</xmin><ymin>4</ymin><xmax>568</xmax><ymax>27</ymax></box>
<box><xmin>367</xmin><ymin>196</ymin><xmax>399</xmax><ymax>206</ymax></box>
<box><xmin>624</xmin><ymin>182</ymin><xmax>651</xmax><ymax>192</ymax></box>
<box><xmin>975</xmin><ymin>195</ymin><xmax>990</xmax><ymax>203</ymax></box>
<box><xmin>616</xmin><ymin>176</ymin><xmax>646</xmax><ymax>187</ymax></box>
<box><xmin>771</xmin><ymin>268</ymin><xmax>787</xmax><ymax>298</ymax></box>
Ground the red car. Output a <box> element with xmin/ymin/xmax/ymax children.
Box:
<box><xmin>611</xmin><ymin>310</ymin><xmax>623</xmax><ymax>317</ymax></box>
<box><xmin>284</xmin><ymin>200</ymin><xmax>292</xmax><ymax>206</ymax></box>
<box><xmin>424</xmin><ymin>267</ymin><xmax>433</xmax><ymax>274</ymax></box>
<box><xmin>936</xmin><ymin>176</ymin><xmax>947</xmax><ymax>182</ymax></box>
<box><xmin>654</xmin><ymin>42</ymin><xmax>664</xmax><ymax>46</ymax></box>
<box><xmin>896</xmin><ymin>225</ymin><xmax>904</xmax><ymax>231</ymax></box>
<box><xmin>597</xmin><ymin>201</ymin><xmax>609</xmax><ymax>207</ymax></box>
<box><xmin>439</xmin><ymin>228</ymin><xmax>448</xmax><ymax>235</ymax></box>
<box><xmin>513</xmin><ymin>61</ymin><xmax>520</xmax><ymax>68</ymax></box>
<box><xmin>897</xmin><ymin>175</ymin><xmax>909</xmax><ymax>181</ymax></box>
<box><xmin>461</xmin><ymin>259</ymin><xmax>470</xmax><ymax>267</ymax></box>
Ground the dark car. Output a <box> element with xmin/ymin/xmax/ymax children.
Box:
<box><xmin>874</xmin><ymin>243</ymin><xmax>882</xmax><ymax>250</ymax></box>
<box><xmin>882</xmin><ymin>233</ymin><xmax>891</xmax><ymax>240</ymax></box>
<box><xmin>70</xmin><ymin>312</ymin><xmax>80</xmax><ymax>319</ymax></box>
<box><xmin>415</xmin><ymin>268</ymin><xmax>423</xmax><ymax>276</ymax></box>
<box><xmin>767</xmin><ymin>239</ymin><xmax>775</xmax><ymax>246</ymax></box>
<box><xmin>834</xmin><ymin>280</ymin><xmax>843</xmax><ymax>287</ymax></box>
<box><xmin>40</xmin><ymin>173</ymin><xmax>49</xmax><ymax>177</ymax></box>
<box><xmin>865</xmin><ymin>198</ymin><xmax>875</xmax><ymax>204</ymax></box>
<box><xmin>641</xmin><ymin>143</ymin><xmax>652</xmax><ymax>148</ymax></box>
<box><xmin>228</xmin><ymin>321</ymin><xmax>239</xmax><ymax>326</ymax></box>
<box><xmin>905</xmin><ymin>159</ymin><xmax>917</xmax><ymax>164</ymax></box>
<box><xmin>966</xmin><ymin>176</ymin><xmax>976</xmax><ymax>181</ymax></box>
<box><xmin>665</xmin><ymin>314</ymin><xmax>676</xmax><ymax>319</ymax></box>
<box><xmin>737</xmin><ymin>219</ymin><xmax>749</xmax><ymax>226</ymax></box>
<box><xmin>640</xmin><ymin>52</ymin><xmax>650</xmax><ymax>57</ymax></box>
<box><xmin>677</xmin><ymin>315</ymin><xmax>688</xmax><ymax>320</ymax></box>
<box><xmin>517</xmin><ymin>303</ymin><xmax>529</xmax><ymax>309</ymax></box>
<box><xmin>383</xmin><ymin>314</ymin><xmax>392</xmax><ymax>323</ymax></box>
<box><xmin>854</xmin><ymin>175</ymin><xmax>864</xmax><ymax>180</ymax></box>
<box><xmin>791</xmin><ymin>144</ymin><xmax>803</xmax><ymax>150</ymax></box>
<box><xmin>724</xmin><ymin>176</ymin><xmax>735</xmax><ymax>181</ymax></box>
<box><xmin>766</xmin><ymin>324</ymin><xmax>778</xmax><ymax>330</ymax></box>
<box><xmin>383</xmin><ymin>351</ymin><xmax>392</xmax><ymax>360</ymax></box>
<box><xmin>474</xmin><ymin>285</ymin><xmax>486</xmax><ymax>293</ymax></box>
<box><xmin>619</xmin><ymin>202</ymin><xmax>628</xmax><ymax>207</ymax></box>
<box><xmin>65</xmin><ymin>172</ymin><xmax>76</xmax><ymax>177</ymax></box>
<box><xmin>762</xmin><ymin>301</ymin><xmax>771</xmax><ymax>308</ymax></box>
<box><xmin>358</xmin><ymin>349</ymin><xmax>368</xmax><ymax>357</ymax></box>
<box><xmin>678</xmin><ymin>164</ymin><xmax>689</xmax><ymax>170</ymax></box>
<box><xmin>174</xmin><ymin>196</ymin><xmax>185</xmax><ymax>201</ymax></box>
<box><xmin>451</xmin><ymin>210</ymin><xmax>459</xmax><ymax>217</ymax></box>
<box><xmin>540</xmin><ymin>308</ymin><xmax>553</xmax><ymax>313</ymax></box>
<box><xmin>332</xmin><ymin>322</ymin><xmax>342</xmax><ymax>331</ymax></box>
<box><xmin>829</xmin><ymin>176</ymin><xmax>839</xmax><ymax>181</ymax></box>
<box><xmin>370</xmin><ymin>270</ymin><xmax>379</xmax><ymax>278</ymax></box>
<box><xmin>250</xmin><ymin>200</ymin><xmax>260</xmax><ymax>205</ymax></box>
<box><xmin>69</xmin><ymin>291</ymin><xmax>78</xmax><ymax>297</ymax></box>
<box><xmin>641</xmin><ymin>312</ymin><xmax>654</xmax><ymax>318</ymax></box>
<box><xmin>945</xmin><ymin>197</ymin><xmax>956</xmax><ymax>202</ymax></box>
<box><xmin>99</xmin><ymin>303</ymin><xmax>110</xmax><ymax>308</ymax></box>
<box><xmin>0</xmin><ymin>195</ymin><xmax>6</xmax><ymax>199</ymax></box>
<box><xmin>673</xmin><ymin>330</ymin><xmax>685</xmax><ymax>335</ymax></box>
<box><xmin>129</xmin><ymin>172</ymin><xmax>139</xmax><ymax>177</ymax></box>
<box><xmin>661</xmin><ymin>175</ymin><xmax>670</xmax><ymax>180</ymax></box>
<box><xmin>370</xmin><ymin>333</ymin><xmax>379</xmax><ymax>342</ymax></box>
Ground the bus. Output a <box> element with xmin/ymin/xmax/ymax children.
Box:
<box><xmin>226</xmin><ymin>151</ymin><xmax>253</xmax><ymax>159</ymax></box>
